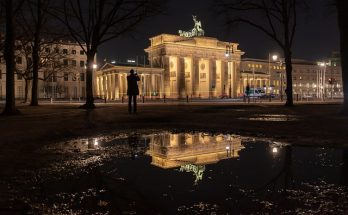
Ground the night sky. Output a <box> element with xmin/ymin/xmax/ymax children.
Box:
<box><xmin>98</xmin><ymin>0</ymin><xmax>339</xmax><ymax>63</ymax></box>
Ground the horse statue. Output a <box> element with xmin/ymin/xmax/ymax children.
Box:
<box><xmin>179</xmin><ymin>15</ymin><xmax>205</xmax><ymax>38</ymax></box>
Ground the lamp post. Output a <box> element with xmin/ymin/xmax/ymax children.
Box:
<box><xmin>225</xmin><ymin>44</ymin><xmax>234</xmax><ymax>98</ymax></box>
<box><xmin>318</xmin><ymin>62</ymin><xmax>327</xmax><ymax>101</ymax></box>
<box><xmin>269</xmin><ymin>54</ymin><xmax>278</xmax><ymax>95</ymax></box>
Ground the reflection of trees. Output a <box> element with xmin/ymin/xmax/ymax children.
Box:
<box><xmin>341</xmin><ymin>148</ymin><xmax>348</xmax><ymax>186</ymax></box>
<box><xmin>258</xmin><ymin>145</ymin><xmax>293</xmax><ymax>193</ymax></box>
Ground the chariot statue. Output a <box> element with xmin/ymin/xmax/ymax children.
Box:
<box><xmin>179</xmin><ymin>15</ymin><xmax>205</xmax><ymax>38</ymax></box>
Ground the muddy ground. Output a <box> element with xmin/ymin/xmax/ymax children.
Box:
<box><xmin>0</xmin><ymin>102</ymin><xmax>347</xmax><ymax>214</ymax></box>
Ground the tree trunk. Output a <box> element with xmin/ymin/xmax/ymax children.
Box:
<box><xmin>23</xmin><ymin>79</ymin><xmax>29</xmax><ymax>103</ymax></box>
<box><xmin>336</xmin><ymin>0</ymin><xmax>348</xmax><ymax>114</ymax></box>
<box><xmin>2</xmin><ymin>0</ymin><xmax>19</xmax><ymax>115</ymax></box>
<box><xmin>80</xmin><ymin>53</ymin><xmax>96</xmax><ymax>109</ymax></box>
<box><xmin>284</xmin><ymin>48</ymin><xmax>294</xmax><ymax>106</ymax></box>
<box><xmin>30</xmin><ymin>0</ymin><xmax>41</xmax><ymax>106</ymax></box>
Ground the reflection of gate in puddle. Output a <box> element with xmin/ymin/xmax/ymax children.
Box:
<box><xmin>146</xmin><ymin>133</ymin><xmax>244</xmax><ymax>183</ymax></box>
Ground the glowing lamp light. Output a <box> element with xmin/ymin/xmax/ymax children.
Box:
<box><xmin>272</xmin><ymin>147</ymin><xmax>278</xmax><ymax>153</ymax></box>
<box><xmin>226</xmin><ymin>146</ymin><xmax>230</xmax><ymax>150</ymax></box>
<box><xmin>225</xmin><ymin>52</ymin><xmax>230</xmax><ymax>57</ymax></box>
<box><xmin>94</xmin><ymin>138</ymin><xmax>99</xmax><ymax>146</ymax></box>
<box><xmin>272</xmin><ymin>55</ymin><xmax>278</xmax><ymax>61</ymax></box>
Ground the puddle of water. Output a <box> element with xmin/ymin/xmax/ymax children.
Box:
<box><xmin>239</xmin><ymin>114</ymin><xmax>299</xmax><ymax>121</ymax></box>
<box><xmin>2</xmin><ymin>132</ymin><xmax>347</xmax><ymax>214</ymax></box>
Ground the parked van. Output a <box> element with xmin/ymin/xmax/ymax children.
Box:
<box><xmin>245</xmin><ymin>88</ymin><xmax>266</xmax><ymax>97</ymax></box>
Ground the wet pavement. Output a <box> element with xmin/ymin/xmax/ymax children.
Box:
<box><xmin>1</xmin><ymin>132</ymin><xmax>347</xmax><ymax>214</ymax></box>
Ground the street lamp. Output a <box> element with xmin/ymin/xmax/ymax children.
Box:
<box><xmin>225</xmin><ymin>44</ymin><xmax>234</xmax><ymax>98</ymax></box>
<box><xmin>268</xmin><ymin>54</ymin><xmax>278</xmax><ymax>95</ymax></box>
<box><xmin>318</xmin><ymin>61</ymin><xmax>327</xmax><ymax>101</ymax></box>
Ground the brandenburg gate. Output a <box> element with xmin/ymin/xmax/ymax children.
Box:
<box><xmin>95</xmin><ymin>16</ymin><xmax>245</xmax><ymax>99</ymax></box>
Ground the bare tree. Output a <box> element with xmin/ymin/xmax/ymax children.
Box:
<box><xmin>16</xmin><ymin>0</ymin><xmax>64</xmax><ymax>106</ymax></box>
<box><xmin>15</xmin><ymin>40</ymin><xmax>76</xmax><ymax>103</ymax></box>
<box><xmin>1</xmin><ymin>0</ymin><xmax>25</xmax><ymax>115</ymax></box>
<box><xmin>215</xmin><ymin>0</ymin><xmax>307</xmax><ymax>106</ymax></box>
<box><xmin>336</xmin><ymin>0</ymin><xmax>348</xmax><ymax>114</ymax></box>
<box><xmin>53</xmin><ymin>0</ymin><xmax>163</xmax><ymax>109</ymax></box>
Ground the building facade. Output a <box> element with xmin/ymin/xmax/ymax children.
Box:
<box><xmin>0</xmin><ymin>41</ymin><xmax>88</xmax><ymax>100</ymax></box>
<box><xmin>240</xmin><ymin>57</ymin><xmax>343</xmax><ymax>99</ymax></box>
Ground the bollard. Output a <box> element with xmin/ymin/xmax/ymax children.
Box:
<box><xmin>296</xmin><ymin>94</ymin><xmax>299</xmax><ymax>101</ymax></box>
<box><xmin>142</xmin><ymin>96</ymin><xmax>145</xmax><ymax>103</ymax></box>
<box><xmin>50</xmin><ymin>97</ymin><xmax>53</xmax><ymax>104</ymax></box>
<box><xmin>104</xmin><ymin>97</ymin><xmax>107</xmax><ymax>104</ymax></box>
<box><xmin>163</xmin><ymin>95</ymin><xmax>166</xmax><ymax>103</ymax></box>
<box><xmin>186</xmin><ymin>95</ymin><xmax>189</xmax><ymax>103</ymax></box>
<box><xmin>121</xmin><ymin>96</ymin><xmax>124</xmax><ymax>103</ymax></box>
<box><xmin>269</xmin><ymin>95</ymin><xmax>271</xmax><ymax>102</ymax></box>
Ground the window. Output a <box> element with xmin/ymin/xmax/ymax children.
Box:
<box><xmin>80</xmin><ymin>60</ymin><xmax>85</xmax><ymax>67</ymax></box>
<box><xmin>80</xmin><ymin>73</ymin><xmax>85</xmax><ymax>81</ymax></box>
<box><xmin>80</xmin><ymin>50</ymin><xmax>84</xmax><ymax>55</ymax></box>
<box><xmin>17</xmin><ymin>73</ymin><xmax>23</xmax><ymax>80</ymax></box>
<box><xmin>16</xmin><ymin>57</ymin><xmax>22</xmax><ymax>64</ymax></box>
<box><xmin>45</xmin><ymin>48</ymin><xmax>50</xmax><ymax>53</ymax></box>
<box><xmin>55</xmin><ymin>48</ymin><xmax>59</xmax><ymax>53</ymax></box>
<box><xmin>0</xmin><ymin>70</ymin><xmax>2</xmax><ymax>79</ymax></box>
<box><xmin>170</xmin><ymin>71</ymin><xmax>176</xmax><ymax>77</ymax></box>
<box><xmin>72</xmin><ymin>50</ymin><xmax>76</xmax><ymax>54</ymax></box>
<box><xmin>72</xmin><ymin>60</ymin><xmax>77</xmax><ymax>66</ymax></box>
<box><xmin>63</xmin><ymin>49</ymin><xmax>68</xmax><ymax>54</ymax></box>
<box><xmin>200</xmin><ymin>73</ymin><xmax>206</xmax><ymax>79</ymax></box>
<box><xmin>63</xmin><ymin>59</ymin><xmax>68</xmax><ymax>66</ymax></box>
<box><xmin>64</xmin><ymin>72</ymin><xmax>68</xmax><ymax>81</ymax></box>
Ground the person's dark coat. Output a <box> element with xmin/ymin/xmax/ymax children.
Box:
<box><xmin>127</xmin><ymin>74</ymin><xmax>140</xmax><ymax>95</ymax></box>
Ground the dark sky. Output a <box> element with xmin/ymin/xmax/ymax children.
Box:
<box><xmin>98</xmin><ymin>0</ymin><xmax>339</xmax><ymax>63</ymax></box>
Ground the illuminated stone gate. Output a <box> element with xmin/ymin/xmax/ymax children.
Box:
<box><xmin>145</xmin><ymin>34</ymin><xmax>244</xmax><ymax>98</ymax></box>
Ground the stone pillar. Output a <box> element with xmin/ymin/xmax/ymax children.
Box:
<box><xmin>96</xmin><ymin>76</ymin><xmax>100</xmax><ymax>96</ymax></box>
<box><xmin>209</xmin><ymin>59</ymin><xmax>215</xmax><ymax>98</ymax></box>
<box><xmin>184</xmin><ymin>57</ymin><xmax>193</xmax><ymax>96</ymax></box>
<box><xmin>150</xmin><ymin>74</ymin><xmax>155</xmax><ymax>99</ymax></box>
<box><xmin>215</xmin><ymin>60</ymin><xmax>221</xmax><ymax>97</ymax></box>
<box><xmin>115</xmin><ymin>74</ymin><xmax>120</xmax><ymax>99</ymax></box>
<box><xmin>107</xmin><ymin>74</ymin><xmax>112</xmax><ymax>100</ymax></box>
<box><xmin>193</xmin><ymin>57</ymin><xmax>200</xmax><ymax>97</ymax></box>
<box><xmin>119</xmin><ymin>74</ymin><xmax>123</xmax><ymax>99</ymax></box>
<box><xmin>178</xmin><ymin>57</ymin><xmax>185</xmax><ymax>98</ymax></box>
<box><xmin>111</xmin><ymin>73</ymin><xmax>116</xmax><ymax>100</ymax></box>
<box><xmin>102</xmin><ymin>75</ymin><xmax>107</xmax><ymax>99</ymax></box>
<box><xmin>163</xmin><ymin>56</ymin><xmax>170</xmax><ymax>97</ymax></box>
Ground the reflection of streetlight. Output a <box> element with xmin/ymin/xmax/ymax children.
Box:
<box><xmin>225</xmin><ymin>44</ymin><xmax>234</xmax><ymax>98</ymax></box>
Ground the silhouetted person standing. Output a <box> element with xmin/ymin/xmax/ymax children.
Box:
<box><xmin>127</xmin><ymin>69</ymin><xmax>140</xmax><ymax>113</ymax></box>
